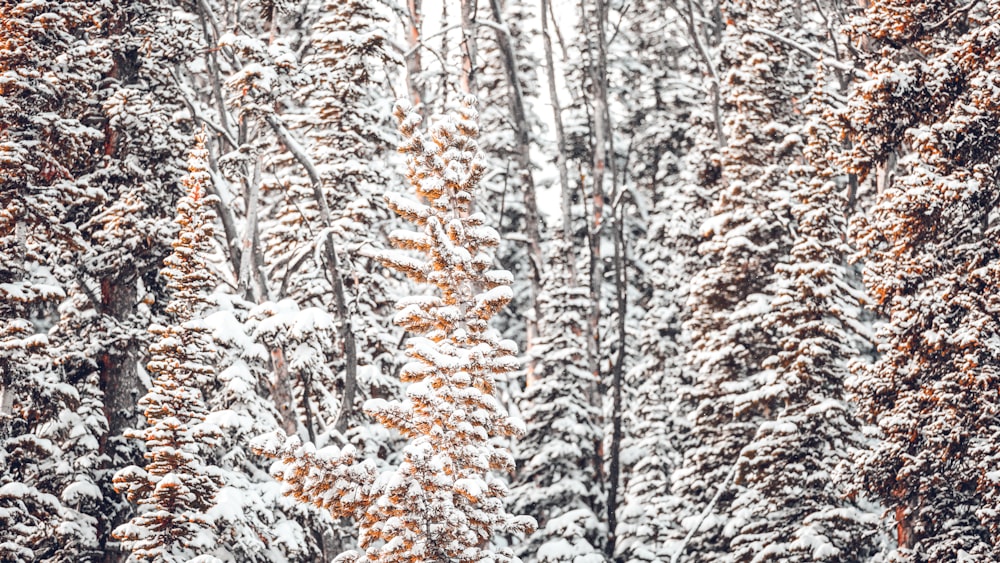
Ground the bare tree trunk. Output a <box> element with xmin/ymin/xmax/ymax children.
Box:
<box><xmin>580</xmin><ymin>0</ymin><xmax>608</xmax><ymax>387</ymax></box>
<box><xmin>406</xmin><ymin>0</ymin><xmax>427</xmax><ymax>112</ymax></box>
<box><xmin>238</xmin><ymin>158</ymin><xmax>262</xmax><ymax>300</ymax></box>
<box><xmin>486</xmin><ymin>0</ymin><xmax>544</xmax><ymax>380</ymax></box>
<box><xmin>269</xmin><ymin>347</ymin><xmax>298</xmax><ymax>435</ymax></box>
<box><xmin>97</xmin><ymin>276</ymin><xmax>141</xmax><ymax>451</ymax></box>
<box><xmin>459</xmin><ymin>0</ymin><xmax>480</xmax><ymax>95</ymax></box>
<box><xmin>540</xmin><ymin>0</ymin><xmax>574</xmax><ymax>250</ymax></box>
<box><xmin>581</xmin><ymin>0</ymin><xmax>622</xmax><ymax>555</ymax></box>
<box><xmin>683</xmin><ymin>0</ymin><xmax>726</xmax><ymax>146</ymax></box>
<box><xmin>0</xmin><ymin>379</ymin><xmax>12</xmax><ymax>417</ymax></box>
<box><xmin>607</xmin><ymin>196</ymin><xmax>627</xmax><ymax>559</ymax></box>
<box><xmin>196</xmin><ymin>0</ymin><xmax>235</xmax><ymax>153</ymax></box>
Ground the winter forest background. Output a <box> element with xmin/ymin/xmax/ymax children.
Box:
<box><xmin>3</xmin><ymin>0</ymin><xmax>1000</xmax><ymax>561</ymax></box>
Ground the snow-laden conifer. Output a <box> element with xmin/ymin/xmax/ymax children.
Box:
<box><xmin>0</xmin><ymin>2</ymin><xmax>119</xmax><ymax>559</ymax></box>
<box><xmin>264</xmin><ymin>0</ymin><xmax>403</xmax><ymax>439</ymax></box>
<box><xmin>368</xmin><ymin>95</ymin><xmax>535</xmax><ymax>562</ymax></box>
<box><xmin>254</xmin><ymin>97</ymin><xmax>534</xmax><ymax>562</ymax></box>
<box><xmin>729</xmin><ymin>73</ymin><xmax>880</xmax><ymax>563</ymax></box>
<box><xmin>113</xmin><ymin>139</ymin><xmax>224</xmax><ymax>563</ymax></box>
<box><xmin>616</xmin><ymin>179</ymin><xmax>708</xmax><ymax>563</ymax></box>
<box><xmin>844</xmin><ymin>0</ymin><xmax>1000</xmax><ymax>558</ymax></box>
<box><xmin>671</xmin><ymin>0</ymin><xmax>802</xmax><ymax>558</ymax></box>
<box><xmin>613</xmin><ymin>2</ymin><xmax>711</xmax><ymax>558</ymax></box>
<box><xmin>512</xmin><ymin>236</ymin><xmax>605</xmax><ymax>562</ymax></box>
<box><xmin>202</xmin><ymin>294</ymin><xmax>333</xmax><ymax>562</ymax></box>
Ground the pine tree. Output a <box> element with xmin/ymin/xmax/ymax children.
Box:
<box><xmin>671</xmin><ymin>0</ymin><xmax>802</xmax><ymax>558</ymax></box>
<box><xmin>728</xmin><ymin>73</ymin><xmax>879</xmax><ymax>563</ymax></box>
<box><xmin>202</xmin><ymin>294</ymin><xmax>334</xmax><ymax>562</ymax></box>
<box><xmin>254</xmin><ymin>97</ymin><xmax>534</xmax><ymax>562</ymax></box>
<box><xmin>47</xmin><ymin>3</ymin><xmax>197</xmax><ymax>557</ymax></box>
<box><xmin>616</xmin><ymin>175</ymin><xmax>710</xmax><ymax>563</ymax></box>
<box><xmin>112</xmin><ymin>140</ymin><xmax>223</xmax><ymax>563</ymax></box>
<box><xmin>0</xmin><ymin>2</ymin><xmax>127</xmax><ymax>559</ymax></box>
<box><xmin>512</xmin><ymin>236</ymin><xmax>605</xmax><ymax>563</ymax></box>
<box><xmin>612</xmin><ymin>2</ymin><xmax>709</xmax><ymax>559</ymax></box>
<box><xmin>843</xmin><ymin>0</ymin><xmax>1000</xmax><ymax>558</ymax></box>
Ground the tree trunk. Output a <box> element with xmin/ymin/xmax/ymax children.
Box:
<box><xmin>607</xmin><ymin>196</ymin><xmax>627</xmax><ymax>559</ymax></box>
<box><xmin>406</xmin><ymin>0</ymin><xmax>427</xmax><ymax>113</ymax></box>
<box><xmin>265</xmin><ymin>114</ymin><xmax>358</xmax><ymax>437</ymax></box>
<box><xmin>460</xmin><ymin>0</ymin><xmax>480</xmax><ymax>95</ymax></box>
<box><xmin>540</xmin><ymin>0</ymin><xmax>575</xmax><ymax>250</ymax></box>
<box><xmin>581</xmin><ymin>0</ymin><xmax>620</xmax><ymax>554</ymax></box>
<box><xmin>486</xmin><ymin>0</ymin><xmax>544</xmax><ymax>380</ymax></box>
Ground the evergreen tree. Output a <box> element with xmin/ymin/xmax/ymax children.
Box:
<box><xmin>844</xmin><ymin>0</ymin><xmax>1000</xmax><ymax>558</ymax></box>
<box><xmin>112</xmin><ymin>141</ymin><xmax>222</xmax><ymax>562</ymax></box>
<box><xmin>49</xmin><ymin>3</ymin><xmax>195</xmax><ymax>557</ymax></box>
<box><xmin>729</xmin><ymin>74</ymin><xmax>879</xmax><ymax>563</ymax></box>
<box><xmin>254</xmin><ymin>97</ymin><xmax>534</xmax><ymax>562</ymax></box>
<box><xmin>0</xmin><ymin>2</ymin><xmax>139</xmax><ymax>559</ymax></box>
<box><xmin>203</xmin><ymin>294</ymin><xmax>333</xmax><ymax>562</ymax></box>
<box><xmin>616</xmin><ymin>173</ymin><xmax>710</xmax><ymax>563</ymax></box>
<box><xmin>613</xmin><ymin>2</ymin><xmax>708</xmax><ymax>559</ymax></box>
<box><xmin>671</xmin><ymin>0</ymin><xmax>802</xmax><ymax>558</ymax></box>
<box><xmin>512</xmin><ymin>236</ymin><xmax>605</xmax><ymax>563</ymax></box>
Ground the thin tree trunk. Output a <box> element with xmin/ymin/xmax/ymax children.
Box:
<box><xmin>582</xmin><ymin>0</ymin><xmax>608</xmax><ymax>414</ymax></box>
<box><xmin>196</xmin><ymin>0</ymin><xmax>235</xmax><ymax>152</ymax></box>
<box><xmin>460</xmin><ymin>0</ymin><xmax>480</xmax><ymax>94</ymax></box>
<box><xmin>238</xmin><ymin>158</ymin><xmax>262</xmax><ymax>300</ymax></box>
<box><xmin>683</xmin><ymin>0</ymin><xmax>726</xmax><ymax>146</ymax></box>
<box><xmin>540</xmin><ymin>0</ymin><xmax>574</xmax><ymax>250</ymax></box>
<box><xmin>265</xmin><ymin>114</ymin><xmax>358</xmax><ymax>436</ymax></box>
<box><xmin>270</xmin><ymin>347</ymin><xmax>298</xmax><ymax>435</ymax></box>
<box><xmin>582</xmin><ymin>0</ymin><xmax>621</xmax><ymax>554</ymax></box>
<box><xmin>205</xmin><ymin>170</ymin><xmax>243</xmax><ymax>278</ymax></box>
<box><xmin>486</xmin><ymin>0</ymin><xmax>544</xmax><ymax>380</ymax></box>
<box><xmin>607</xmin><ymin>196</ymin><xmax>627</xmax><ymax>559</ymax></box>
<box><xmin>406</xmin><ymin>0</ymin><xmax>427</xmax><ymax>112</ymax></box>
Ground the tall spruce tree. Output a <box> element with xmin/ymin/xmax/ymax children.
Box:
<box><xmin>112</xmin><ymin>141</ymin><xmax>223</xmax><ymax>562</ymax></box>
<box><xmin>844</xmin><ymin>0</ymin><xmax>1000</xmax><ymax>558</ymax></box>
<box><xmin>671</xmin><ymin>0</ymin><xmax>802</xmax><ymax>558</ymax></box>
<box><xmin>512</xmin><ymin>236</ymin><xmax>605</xmax><ymax>563</ymax></box>
<box><xmin>0</xmin><ymin>2</ymin><xmax>161</xmax><ymax>560</ymax></box>
<box><xmin>613</xmin><ymin>0</ymin><xmax>708</xmax><ymax>559</ymax></box>
<box><xmin>729</xmin><ymin>74</ymin><xmax>879</xmax><ymax>563</ymax></box>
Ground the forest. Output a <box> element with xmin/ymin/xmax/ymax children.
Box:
<box><xmin>2</xmin><ymin>0</ymin><xmax>999</xmax><ymax>561</ymax></box>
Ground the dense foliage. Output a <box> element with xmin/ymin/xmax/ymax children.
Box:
<box><xmin>3</xmin><ymin>0</ymin><xmax>999</xmax><ymax>561</ymax></box>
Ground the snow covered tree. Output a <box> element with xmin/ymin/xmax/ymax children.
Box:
<box><xmin>615</xmin><ymin>164</ymin><xmax>713</xmax><ymax>562</ymax></box>
<box><xmin>671</xmin><ymin>0</ymin><xmax>803</xmax><ymax>558</ymax></box>
<box><xmin>512</xmin><ymin>236</ymin><xmax>605</xmax><ymax>563</ymax></box>
<box><xmin>728</xmin><ymin>73</ymin><xmax>879</xmax><ymax>563</ymax></box>
<box><xmin>201</xmin><ymin>294</ymin><xmax>335</xmax><ymax>563</ymax></box>
<box><xmin>366</xmin><ymin>96</ymin><xmax>535</xmax><ymax>561</ymax></box>
<box><xmin>843</xmin><ymin>0</ymin><xmax>1000</xmax><ymax>558</ymax></box>
<box><xmin>612</xmin><ymin>2</ymin><xmax>710</xmax><ymax>559</ymax></box>
<box><xmin>112</xmin><ymin>140</ymin><xmax>223</xmax><ymax>562</ymax></box>
<box><xmin>0</xmin><ymin>2</ymin><xmax>156</xmax><ymax>559</ymax></box>
<box><xmin>265</xmin><ymin>0</ymin><xmax>403</xmax><ymax>438</ymax></box>
<box><xmin>255</xmin><ymin>97</ymin><xmax>534</xmax><ymax>562</ymax></box>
